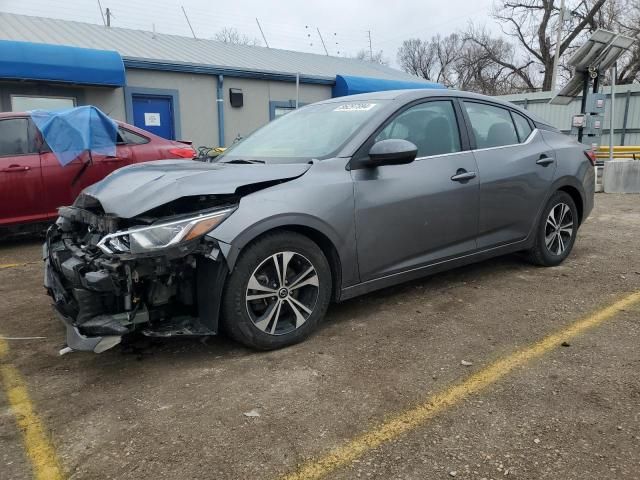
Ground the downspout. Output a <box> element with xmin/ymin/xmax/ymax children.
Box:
<box><xmin>217</xmin><ymin>74</ymin><xmax>225</xmax><ymax>147</ymax></box>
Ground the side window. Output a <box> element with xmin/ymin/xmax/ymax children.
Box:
<box><xmin>118</xmin><ymin>127</ymin><xmax>149</xmax><ymax>145</ymax></box>
<box><xmin>0</xmin><ymin>119</ymin><xmax>31</xmax><ymax>156</ymax></box>
<box><xmin>463</xmin><ymin>102</ymin><xmax>519</xmax><ymax>149</ymax></box>
<box><xmin>375</xmin><ymin>100</ymin><xmax>461</xmax><ymax>157</ymax></box>
<box><xmin>512</xmin><ymin>112</ymin><xmax>533</xmax><ymax>142</ymax></box>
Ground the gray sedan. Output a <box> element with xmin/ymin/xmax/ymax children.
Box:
<box><xmin>45</xmin><ymin>89</ymin><xmax>595</xmax><ymax>352</ymax></box>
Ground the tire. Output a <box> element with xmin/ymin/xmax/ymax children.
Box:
<box><xmin>525</xmin><ymin>190</ymin><xmax>579</xmax><ymax>267</ymax></box>
<box><xmin>221</xmin><ymin>231</ymin><xmax>332</xmax><ymax>350</ymax></box>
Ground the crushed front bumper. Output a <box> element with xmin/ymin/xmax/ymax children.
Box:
<box><xmin>44</xmin><ymin>216</ymin><xmax>227</xmax><ymax>353</ymax></box>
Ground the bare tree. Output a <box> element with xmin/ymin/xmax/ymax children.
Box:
<box><xmin>397</xmin><ymin>34</ymin><xmax>462</xmax><ymax>86</ymax></box>
<box><xmin>457</xmin><ymin>30</ymin><xmax>535</xmax><ymax>94</ymax></box>
<box><xmin>397</xmin><ymin>32</ymin><xmax>529</xmax><ymax>93</ymax></box>
<box><xmin>491</xmin><ymin>0</ymin><xmax>607</xmax><ymax>91</ymax></box>
<box><xmin>213</xmin><ymin>27</ymin><xmax>261</xmax><ymax>46</ymax></box>
<box><xmin>463</xmin><ymin>26</ymin><xmax>538</xmax><ymax>92</ymax></box>
<box><xmin>355</xmin><ymin>49</ymin><xmax>389</xmax><ymax>65</ymax></box>
<box><xmin>397</xmin><ymin>38</ymin><xmax>437</xmax><ymax>80</ymax></box>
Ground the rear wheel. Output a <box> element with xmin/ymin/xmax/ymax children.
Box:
<box><xmin>525</xmin><ymin>190</ymin><xmax>578</xmax><ymax>266</ymax></box>
<box><xmin>221</xmin><ymin>231</ymin><xmax>332</xmax><ymax>350</ymax></box>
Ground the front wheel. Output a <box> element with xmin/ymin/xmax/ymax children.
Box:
<box><xmin>525</xmin><ymin>190</ymin><xmax>578</xmax><ymax>267</ymax></box>
<box><xmin>221</xmin><ymin>231</ymin><xmax>332</xmax><ymax>350</ymax></box>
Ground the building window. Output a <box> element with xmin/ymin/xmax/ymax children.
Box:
<box><xmin>11</xmin><ymin>95</ymin><xmax>76</xmax><ymax>112</ymax></box>
<box><xmin>269</xmin><ymin>100</ymin><xmax>306</xmax><ymax>121</ymax></box>
<box><xmin>273</xmin><ymin>106</ymin><xmax>295</xmax><ymax>119</ymax></box>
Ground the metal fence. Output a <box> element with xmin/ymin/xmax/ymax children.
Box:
<box><xmin>496</xmin><ymin>83</ymin><xmax>640</xmax><ymax>146</ymax></box>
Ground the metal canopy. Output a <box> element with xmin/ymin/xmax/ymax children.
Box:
<box><xmin>550</xmin><ymin>29</ymin><xmax>634</xmax><ymax>105</ymax></box>
<box><xmin>0</xmin><ymin>40</ymin><xmax>125</xmax><ymax>87</ymax></box>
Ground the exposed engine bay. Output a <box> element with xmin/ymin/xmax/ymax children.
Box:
<box><xmin>44</xmin><ymin>195</ymin><xmax>236</xmax><ymax>353</ymax></box>
<box><xmin>42</xmin><ymin>159</ymin><xmax>312</xmax><ymax>353</ymax></box>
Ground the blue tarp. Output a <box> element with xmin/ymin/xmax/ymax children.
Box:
<box><xmin>332</xmin><ymin>74</ymin><xmax>445</xmax><ymax>97</ymax></box>
<box><xmin>30</xmin><ymin>106</ymin><xmax>118</xmax><ymax>166</ymax></box>
<box><xmin>0</xmin><ymin>40</ymin><xmax>126</xmax><ymax>87</ymax></box>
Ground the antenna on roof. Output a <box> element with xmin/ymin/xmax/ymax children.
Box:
<box><xmin>97</xmin><ymin>0</ymin><xmax>106</xmax><ymax>26</ymax></box>
<box><xmin>317</xmin><ymin>28</ymin><xmax>329</xmax><ymax>56</ymax></box>
<box><xmin>181</xmin><ymin>6</ymin><xmax>197</xmax><ymax>40</ymax></box>
<box><xmin>256</xmin><ymin>18</ymin><xmax>270</xmax><ymax>48</ymax></box>
<box><xmin>106</xmin><ymin>7</ymin><xmax>112</xmax><ymax>27</ymax></box>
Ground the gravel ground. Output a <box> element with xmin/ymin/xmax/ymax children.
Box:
<box><xmin>0</xmin><ymin>193</ymin><xmax>639</xmax><ymax>480</ymax></box>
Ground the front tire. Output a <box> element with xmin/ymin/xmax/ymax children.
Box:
<box><xmin>525</xmin><ymin>190</ymin><xmax>578</xmax><ymax>267</ymax></box>
<box><xmin>221</xmin><ymin>231</ymin><xmax>332</xmax><ymax>350</ymax></box>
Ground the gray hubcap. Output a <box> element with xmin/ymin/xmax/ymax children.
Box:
<box><xmin>545</xmin><ymin>202</ymin><xmax>573</xmax><ymax>255</ymax></box>
<box><xmin>245</xmin><ymin>251</ymin><xmax>319</xmax><ymax>335</ymax></box>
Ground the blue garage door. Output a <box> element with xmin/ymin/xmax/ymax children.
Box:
<box><xmin>131</xmin><ymin>94</ymin><xmax>175</xmax><ymax>139</ymax></box>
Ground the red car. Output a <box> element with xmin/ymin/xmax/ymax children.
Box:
<box><xmin>0</xmin><ymin>112</ymin><xmax>195</xmax><ymax>232</ymax></box>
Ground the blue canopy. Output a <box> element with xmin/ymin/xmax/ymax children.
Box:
<box><xmin>333</xmin><ymin>75</ymin><xmax>445</xmax><ymax>97</ymax></box>
<box><xmin>0</xmin><ymin>40</ymin><xmax>125</xmax><ymax>87</ymax></box>
<box><xmin>30</xmin><ymin>106</ymin><xmax>118</xmax><ymax>166</ymax></box>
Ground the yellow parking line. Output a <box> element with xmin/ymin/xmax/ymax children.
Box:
<box><xmin>0</xmin><ymin>338</ymin><xmax>64</xmax><ymax>480</ymax></box>
<box><xmin>282</xmin><ymin>291</ymin><xmax>640</xmax><ymax>480</ymax></box>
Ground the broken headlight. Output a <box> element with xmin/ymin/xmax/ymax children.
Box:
<box><xmin>97</xmin><ymin>208</ymin><xmax>234</xmax><ymax>254</ymax></box>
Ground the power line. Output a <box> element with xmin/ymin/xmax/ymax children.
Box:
<box><xmin>317</xmin><ymin>27</ymin><xmax>329</xmax><ymax>55</ymax></box>
<box><xmin>255</xmin><ymin>18</ymin><xmax>270</xmax><ymax>48</ymax></box>
<box><xmin>96</xmin><ymin>0</ymin><xmax>106</xmax><ymax>26</ymax></box>
<box><xmin>181</xmin><ymin>5</ymin><xmax>197</xmax><ymax>39</ymax></box>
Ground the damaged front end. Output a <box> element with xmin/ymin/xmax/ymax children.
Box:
<box><xmin>44</xmin><ymin>196</ymin><xmax>236</xmax><ymax>354</ymax></box>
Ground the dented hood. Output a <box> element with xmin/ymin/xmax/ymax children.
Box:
<box><xmin>76</xmin><ymin>160</ymin><xmax>310</xmax><ymax>218</ymax></box>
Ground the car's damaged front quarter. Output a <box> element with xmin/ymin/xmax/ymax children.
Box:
<box><xmin>43</xmin><ymin>160</ymin><xmax>310</xmax><ymax>353</ymax></box>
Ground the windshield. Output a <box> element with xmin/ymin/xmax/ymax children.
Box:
<box><xmin>218</xmin><ymin>100</ymin><xmax>388</xmax><ymax>163</ymax></box>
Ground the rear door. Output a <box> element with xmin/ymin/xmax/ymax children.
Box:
<box><xmin>0</xmin><ymin>117</ymin><xmax>45</xmax><ymax>226</ymax></box>
<box><xmin>352</xmin><ymin>99</ymin><xmax>479</xmax><ymax>281</ymax></box>
<box><xmin>462</xmin><ymin>101</ymin><xmax>556</xmax><ymax>249</ymax></box>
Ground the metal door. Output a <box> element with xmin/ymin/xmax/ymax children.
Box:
<box><xmin>132</xmin><ymin>95</ymin><xmax>175</xmax><ymax>139</ymax></box>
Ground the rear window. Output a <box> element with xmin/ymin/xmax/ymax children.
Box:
<box><xmin>118</xmin><ymin>128</ymin><xmax>149</xmax><ymax>145</ymax></box>
<box><xmin>0</xmin><ymin>118</ymin><xmax>31</xmax><ymax>156</ymax></box>
<box><xmin>512</xmin><ymin>112</ymin><xmax>533</xmax><ymax>142</ymax></box>
<box><xmin>463</xmin><ymin>102</ymin><xmax>519</xmax><ymax>149</ymax></box>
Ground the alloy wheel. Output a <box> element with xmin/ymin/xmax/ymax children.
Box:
<box><xmin>545</xmin><ymin>202</ymin><xmax>573</xmax><ymax>256</ymax></box>
<box><xmin>245</xmin><ymin>251</ymin><xmax>320</xmax><ymax>335</ymax></box>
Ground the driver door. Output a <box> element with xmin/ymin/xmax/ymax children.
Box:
<box><xmin>351</xmin><ymin>99</ymin><xmax>479</xmax><ymax>282</ymax></box>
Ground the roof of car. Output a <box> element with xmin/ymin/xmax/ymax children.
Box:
<box><xmin>322</xmin><ymin>89</ymin><xmax>552</xmax><ymax>126</ymax></box>
<box><xmin>0</xmin><ymin>111</ymin><xmax>128</xmax><ymax>125</ymax></box>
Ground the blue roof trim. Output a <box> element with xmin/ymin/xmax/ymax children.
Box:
<box><xmin>123</xmin><ymin>58</ymin><xmax>335</xmax><ymax>85</ymax></box>
<box><xmin>0</xmin><ymin>40</ymin><xmax>125</xmax><ymax>87</ymax></box>
<box><xmin>332</xmin><ymin>74</ymin><xmax>445</xmax><ymax>97</ymax></box>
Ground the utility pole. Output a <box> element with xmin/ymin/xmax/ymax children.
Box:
<box><xmin>367</xmin><ymin>30</ymin><xmax>373</xmax><ymax>61</ymax></box>
<box><xmin>181</xmin><ymin>6</ymin><xmax>197</xmax><ymax>39</ymax></box>
<box><xmin>97</xmin><ymin>0</ymin><xmax>106</xmax><ymax>26</ymax></box>
<box><xmin>256</xmin><ymin>18</ymin><xmax>270</xmax><ymax>48</ymax></box>
<box><xmin>106</xmin><ymin>7</ymin><xmax>112</xmax><ymax>27</ymax></box>
<box><xmin>551</xmin><ymin>0</ymin><xmax>566</xmax><ymax>92</ymax></box>
<box><xmin>317</xmin><ymin>28</ymin><xmax>329</xmax><ymax>56</ymax></box>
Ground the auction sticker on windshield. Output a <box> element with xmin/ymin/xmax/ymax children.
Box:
<box><xmin>334</xmin><ymin>103</ymin><xmax>377</xmax><ymax>112</ymax></box>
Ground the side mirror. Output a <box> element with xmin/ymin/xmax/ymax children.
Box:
<box><xmin>360</xmin><ymin>139</ymin><xmax>418</xmax><ymax>168</ymax></box>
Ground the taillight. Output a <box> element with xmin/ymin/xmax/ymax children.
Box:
<box><xmin>169</xmin><ymin>147</ymin><xmax>196</xmax><ymax>158</ymax></box>
<box><xmin>584</xmin><ymin>150</ymin><xmax>597</xmax><ymax>166</ymax></box>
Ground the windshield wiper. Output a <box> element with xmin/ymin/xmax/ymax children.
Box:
<box><xmin>220</xmin><ymin>159</ymin><xmax>265</xmax><ymax>164</ymax></box>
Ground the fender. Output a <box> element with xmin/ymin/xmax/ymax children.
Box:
<box><xmin>206</xmin><ymin>212</ymin><xmax>357</xmax><ymax>288</ymax></box>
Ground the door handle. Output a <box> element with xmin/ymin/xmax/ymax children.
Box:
<box><xmin>451</xmin><ymin>170</ymin><xmax>477</xmax><ymax>182</ymax></box>
<box><xmin>1</xmin><ymin>165</ymin><xmax>30</xmax><ymax>173</ymax></box>
<box><xmin>103</xmin><ymin>156</ymin><xmax>124</xmax><ymax>163</ymax></box>
<box><xmin>536</xmin><ymin>155</ymin><xmax>555</xmax><ymax>166</ymax></box>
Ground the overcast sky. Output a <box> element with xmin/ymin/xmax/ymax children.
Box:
<box><xmin>0</xmin><ymin>0</ymin><xmax>496</xmax><ymax>67</ymax></box>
